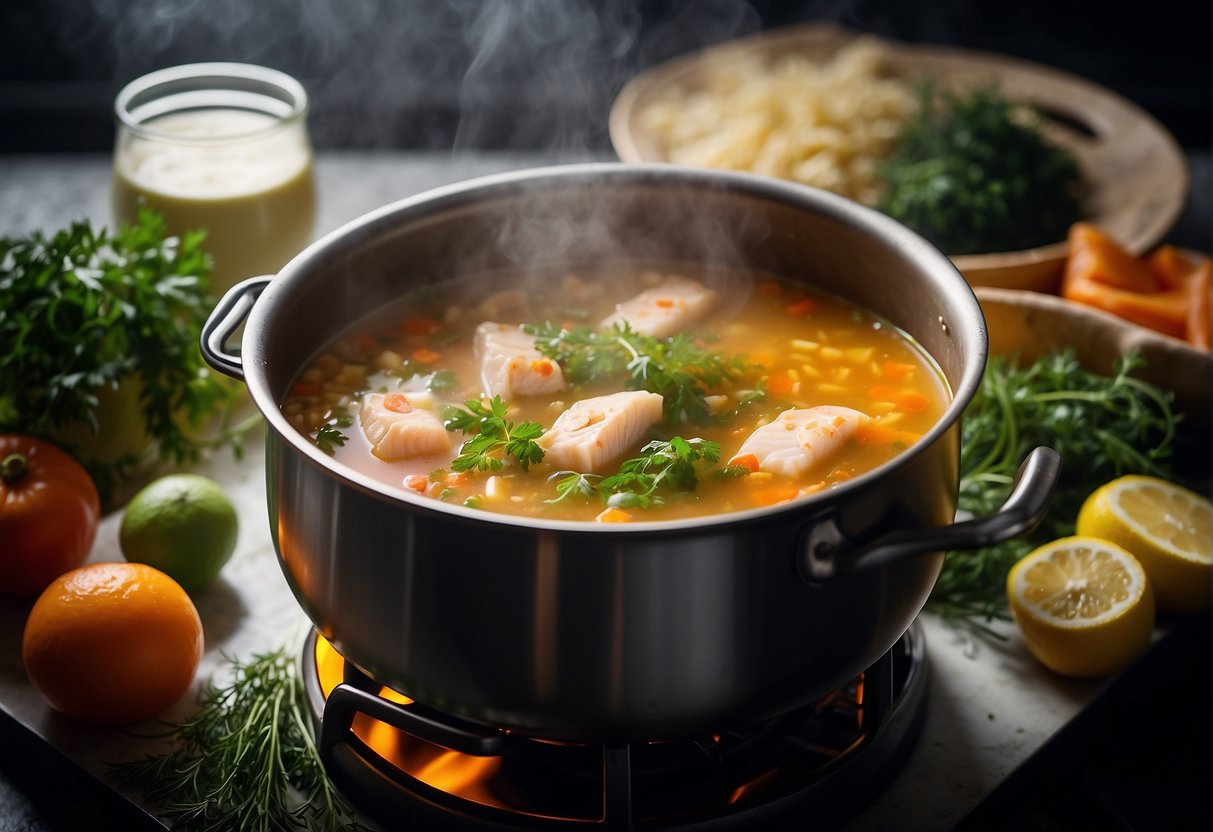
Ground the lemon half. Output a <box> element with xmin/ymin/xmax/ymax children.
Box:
<box><xmin>1077</xmin><ymin>475</ymin><xmax>1212</xmax><ymax>612</ymax></box>
<box><xmin>1007</xmin><ymin>536</ymin><xmax>1154</xmax><ymax>678</ymax></box>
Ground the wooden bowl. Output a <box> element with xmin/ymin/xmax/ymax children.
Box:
<box><xmin>610</xmin><ymin>22</ymin><xmax>1190</xmax><ymax>293</ymax></box>
<box><xmin>976</xmin><ymin>285</ymin><xmax>1210</xmax><ymax>422</ymax></box>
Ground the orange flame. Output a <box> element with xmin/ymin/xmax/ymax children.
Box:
<box><xmin>314</xmin><ymin>635</ymin><xmax>504</xmax><ymax>808</ymax></box>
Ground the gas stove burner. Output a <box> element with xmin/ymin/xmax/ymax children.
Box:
<box><xmin>302</xmin><ymin>623</ymin><xmax>927</xmax><ymax>831</ymax></box>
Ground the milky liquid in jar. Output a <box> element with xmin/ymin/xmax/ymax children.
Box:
<box><xmin>111</xmin><ymin>64</ymin><xmax>316</xmax><ymax>295</ymax></box>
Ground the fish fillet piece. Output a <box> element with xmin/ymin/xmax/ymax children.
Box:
<box><xmin>736</xmin><ymin>406</ymin><xmax>870</xmax><ymax>480</ymax></box>
<box><xmin>360</xmin><ymin>392</ymin><xmax>451</xmax><ymax>461</ymax></box>
<box><xmin>538</xmin><ymin>391</ymin><xmax>664</xmax><ymax>473</ymax></box>
<box><xmin>599</xmin><ymin>275</ymin><xmax>719</xmax><ymax>338</ymax></box>
<box><xmin>474</xmin><ymin>322</ymin><xmax>566</xmax><ymax>399</ymax></box>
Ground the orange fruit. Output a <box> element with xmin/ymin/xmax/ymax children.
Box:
<box><xmin>22</xmin><ymin>562</ymin><xmax>204</xmax><ymax>724</ymax></box>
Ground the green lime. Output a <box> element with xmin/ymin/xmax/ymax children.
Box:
<box><xmin>119</xmin><ymin>474</ymin><xmax>238</xmax><ymax>592</ymax></box>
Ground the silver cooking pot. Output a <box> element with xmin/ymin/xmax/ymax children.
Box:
<box><xmin>202</xmin><ymin>164</ymin><xmax>1058</xmax><ymax>742</ymax></box>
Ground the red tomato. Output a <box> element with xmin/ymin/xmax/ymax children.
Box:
<box><xmin>0</xmin><ymin>435</ymin><xmax>100</xmax><ymax>596</ymax></box>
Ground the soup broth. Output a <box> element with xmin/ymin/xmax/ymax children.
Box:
<box><xmin>281</xmin><ymin>267</ymin><xmax>949</xmax><ymax>522</ymax></box>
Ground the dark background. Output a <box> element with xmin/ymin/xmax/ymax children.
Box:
<box><xmin>1</xmin><ymin>0</ymin><xmax>1209</xmax><ymax>154</ymax></box>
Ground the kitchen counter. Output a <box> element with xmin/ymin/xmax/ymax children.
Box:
<box><xmin>0</xmin><ymin>150</ymin><xmax>1208</xmax><ymax>832</ymax></box>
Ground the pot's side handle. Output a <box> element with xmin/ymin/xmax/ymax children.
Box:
<box><xmin>200</xmin><ymin>275</ymin><xmax>273</xmax><ymax>381</ymax></box>
<box><xmin>801</xmin><ymin>446</ymin><xmax>1061</xmax><ymax>582</ymax></box>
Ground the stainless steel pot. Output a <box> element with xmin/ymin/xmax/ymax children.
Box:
<box><xmin>202</xmin><ymin>164</ymin><xmax>1058</xmax><ymax>742</ymax></box>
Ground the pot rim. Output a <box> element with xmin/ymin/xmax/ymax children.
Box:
<box><xmin>242</xmin><ymin>162</ymin><xmax>986</xmax><ymax>534</ymax></box>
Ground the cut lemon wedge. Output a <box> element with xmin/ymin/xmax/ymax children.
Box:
<box><xmin>1076</xmin><ymin>475</ymin><xmax>1212</xmax><ymax>612</ymax></box>
<box><xmin>1007</xmin><ymin>536</ymin><xmax>1154</xmax><ymax>678</ymax></box>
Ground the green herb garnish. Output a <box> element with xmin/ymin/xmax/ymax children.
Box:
<box><xmin>550</xmin><ymin>436</ymin><xmax>721</xmax><ymax>509</ymax></box>
<box><xmin>312</xmin><ymin>413</ymin><xmax>352</xmax><ymax>456</ymax></box>
<box><xmin>442</xmin><ymin>395</ymin><xmax>545</xmax><ymax>472</ymax></box>
<box><xmin>524</xmin><ymin>321</ymin><xmax>749</xmax><ymax>425</ymax></box>
<box><xmin>0</xmin><ymin>209</ymin><xmax>244</xmax><ymax>502</ymax></box>
<box><xmin>928</xmin><ymin>350</ymin><xmax>1177</xmax><ymax>637</ymax></box>
<box><xmin>110</xmin><ymin>646</ymin><xmax>367</xmax><ymax>832</ymax></box>
<box><xmin>877</xmin><ymin>84</ymin><xmax>1084</xmax><ymax>255</ymax></box>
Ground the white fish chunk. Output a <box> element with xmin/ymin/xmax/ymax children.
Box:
<box><xmin>474</xmin><ymin>322</ymin><xmax>566</xmax><ymax>399</ymax></box>
<box><xmin>735</xmin><ymin>406</ymin><xmax>869</xmax><ymax>479</ymax></box>
<box><xmin>599</xmin><ymin>275</ymin><xmax>719</xmax><ymax>338</ymax></box>
<box><xmin>360</xmin><ymin>392</ymin><xmax>451</xmax><ymax>461</ymax></box>
<box><xmin>537</xmin><ymin>391</ymin><xmax>664</xmax><ymax>473</ymax></box>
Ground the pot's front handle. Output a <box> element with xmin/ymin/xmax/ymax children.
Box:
<box><xmin>801</xmin><ymin>446</ymin><xmax>1061</xmax><ymax>581</ymax></box>
<box><xmin>199</xmin><ymin>275</ymin><xmax>274</xmax><ymax>381</ymax></box>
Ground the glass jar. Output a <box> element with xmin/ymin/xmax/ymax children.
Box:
<box><xmin>112</xmin><ymin>63</ymin><xmax>317</xmax><ymax>295</ymax></box>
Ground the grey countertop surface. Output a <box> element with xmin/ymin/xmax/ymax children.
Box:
<box><xmin>0</xmin><ymin>149</ymin><xmax>1208</xmax><ymax>832</ymax></box>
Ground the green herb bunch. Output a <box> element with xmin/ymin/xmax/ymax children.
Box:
<box><xmin>877</xmin><ymin>84</ymin><xmax>1084</xmax><ymax>255</ymax></box>
<box><xmin>928</xmin><ymin>350</ymin><xmax>1177</xmax><ymax>636</ymax></box>
<box><xmin>0</xmin><ymin>209</ymin><xmax>241</xmax><ymax>500</ymax></box>
<box><xmin>524</xmin><ymin>321</ymin><xmax>749</xmax><ymax>425</ymax></box>
<box><xmin>111</xmin><ymin>647</ymin><xmax>366</xmax><ymax>832</ymax></box>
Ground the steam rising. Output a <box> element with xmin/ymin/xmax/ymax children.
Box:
<box><xmin>39</xmin><ymin>0</ymin><xmax>859</xmax><ymax>153</ymax></box>
<box><xmin>43</xmin><ymin>0</ymin><xmax>862</xmax><ymax>294</ymax></box>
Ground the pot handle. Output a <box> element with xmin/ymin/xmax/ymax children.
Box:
<box><xmin>801</xmin><ymin>446</ymin><xmax>1061</xmax><ymax>581</ymax></box>
<box><xmin>199</xmin><ymin>275</ymin><xmax>273</xmax><ymax>381</ymax></box>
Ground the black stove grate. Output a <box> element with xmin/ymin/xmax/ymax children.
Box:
<box><xmin>302</xmin><ymin>621</ymin><xmax>929</xmax><ymax>831</ymax></box>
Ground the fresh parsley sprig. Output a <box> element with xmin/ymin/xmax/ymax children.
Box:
<box><xmin>312</xmin><ymin>413</ymin><xmax>352</xmax><ymax>456</ymax></box>
<box><xmin>524</xmin><ymin>321</ymin><xmax>750</xmax><ymax>425</ymax></box>
<box><xmin>110</xmin><ymin>646</ymin><xmax>367</xmax><ymax>832</ymax></box>
<box><xmin>550</xmin><ymin>437</ymin><xmax>721</xmax><ymax>509</ymax></box>
<box><xmin>928</xmin><ymin>350</ymin><xmax>1178</xmax><ymax>638</ymax></box>
<box><xmin>442</xmin><ymin>395</ymin><xmax>545</xmax><ymax>472</ymax></box>
<box><xmin>0</xmin><ymin>209</ymin><xmax>242</xmax><ymax>502</ymax></box>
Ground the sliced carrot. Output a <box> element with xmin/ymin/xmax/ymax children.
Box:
<box><xmin>854</xmin><ymin>424</ymin><xmax>901</xmax><ymax>445</ymax></box>
<box><xmin>355</xmin><ymin>334</ymin><xmax>380</xmax><ymax>353</ymax></box>
<box><xmin>897</xmin><ymin>392</ymin><xmax>929</xmax><ymax>412</ymax></box>
<box><xmin>444</xmin><ymin>471</ymin><xmax>471</xmax><ymax>488</ymax></box>
<box><xmin>750</xmin><ymin>486</ymin><xmax>800</xmax><ymax>506</ymax></box>
<box><xmin>1146</xmin><ymin>245</ymin><xmax>1194</xmax><ymax>289</ymax></box>
<box><xmin>1065</xmin><ymin>223</ymin><xmax>1159</xmax><ymax>292</ymax></box>
<box><xmin>596</xmin><ymin>507</ymin><xmax>632</xmax><ymax>523</ymax></box>
<box><xmin>786</xmin><ymin>297</ymin><xmax>818</xmax><ymax>317</ymax></box>
<box><xmin>401</xmin><ymin>316</ymin><xmax>440</xmax><ymax>336</ymax></box>
<box><xmin>403</xmin><ymin>475</ymin><xmax>428</xmax><ymax>493</ymax></box>
<box><xmin>411</xmin><ymin>348</ymin><xmax>440</xmax><ymax>364</ymax></box>
<box><xmin>1061</xmin><ymin>224</ymin><xmax>1211</xmax><ymax>349</ymax></box>
<box><xmin>868</xmin><ymin>384</ymin><xmax>897</xmax><ymax>401</ymax></box>
<box><xmin>766</xmin><ymin>374</ymin><xmax>795</xmax><ymax>395</ymax></box>
<box><xmin>383</xmin><ymin>393</ymin><xmax>412</xmax><ymax>413</ymax></box>
<box><xmin>1185</xmin><ymin>257</ymin><xmax>1211</xmax><ymax>349</ymax></box>
<box><xmin>727</xmin><ymin>453</ymin><xmax>760</xmax><ymax>473</ymax></box>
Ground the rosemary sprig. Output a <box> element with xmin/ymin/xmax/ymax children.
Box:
<box><xmin>110</xmin><ymin>647</ymin><xmax>367</xmax><ymax>832</ymax></box>
<box><xmin>928</xmin><ymin>350</ymin><xmax>1178</xmax><ymax>637</ymax></box>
